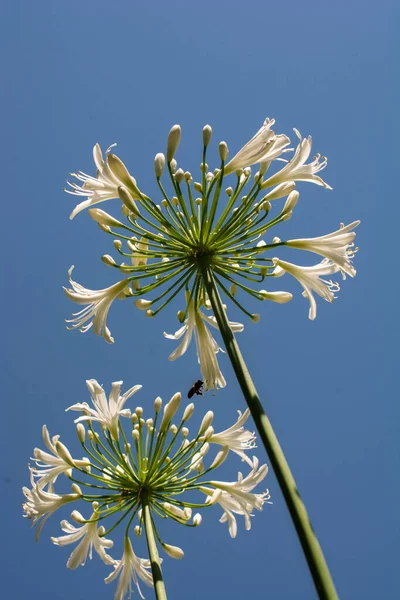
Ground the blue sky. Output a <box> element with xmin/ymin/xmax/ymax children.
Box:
<box><xmin>1</xmin><ymin>1</ymin><xmax>398</xmax><ymax>598</ymax></box>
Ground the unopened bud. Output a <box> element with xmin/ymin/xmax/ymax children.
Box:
<box><xmin>251</xmin><ymin>313</ymin><xmax>261</xmax><ymax>322</ymax></box>
<box><xmin>113</xmin><ymin>240</ymin><xmax>122</xmax><ymax>250</ymax></box>
<box><xmin>108</xmin><ymin>154</ymin><xmax>139</xmax><ymax>193</ymax></box>
<box><xmin>200</xmin><ymin>162</ymin><xmax>208</xmax><ymax>173</ymax></box>
<box><xmin>101</xmin><ymin>254</ymin><xmax>116</xmax><ymax>267</ymax></box>
<box><xmin>135</xmin><ymin>407</ymin><xmax>143</xmax><ymax>417</ymax></box>
<box><xmin>193</xmin><ymin>513</ymin><xmax>202</xmax><ymax>526</ymax></box>
<box><xmin>174</xmin><ymin>168</ymin><xmax>185</xmax><ymax>183</ymax></box>
<box><xmin>118</xmin><ymin>186</ymin><xmax>140</xmax><ymax>217</ymax></box>
<box><xmin>230</xmin><ymin>283</ymin><xmax>237</xmax><ymax>296</ymax></box>
<box><xmin>134</xmin><ymin>525</ymin><xmax>141</xmax><ymax>537</ymax></box>
<box><xmin>167</xmin><ymin>125</ymin><xmax>181</xmax><ymax>162</ymax></box>
<box><xmin>259</xmin><ymin>290</ymin><xmax>293</xmax><ymax>304</ymax></box>
<box><xmin>203</xmin><ymin>125</ymin><xmax>212</xmax><ymax>147</ymax></box>
<box><xmin>134</xmin><ymin>299</ymin><xmax>152</xmax><ymax>310</ymax></box>
<box><xmin>170</xmin><ymin>424</ymin><xmax>178</xmax><ymax>435</ymax></box>
<box><xmin>171</xmin><ymin>196</ymin><xmax>179</xmax><ymax>206</ymax></box>
<box><xmin>195</xmin><ymin>197</ymin><xmax>202</xmax><ymax>205</ymax></box>
<box><xmin>181</xmin><ymin>427</ymin><xmax>189</xmax><ymax>438</ymax></box>
<box><xmin>88</xmin><ymin>208</ymin><xmax>123</xmax><ymax>228</ymax></box>
<box><xmin>132</xmin><ymin>429</ymin><xmax>139</xmax><ymax>441</ymax></box>
<box><xmin>170</xmin><ymin>158</ymin><xmax>177</xmax><ymax>173</ymax></box>
<box><xmin>210</xmin><ymin>446</ymin><xmax>229</xmax><ymax>470</ymax></box>
<box><xmin>76</xmin><ymin>423</ymin><xmax>86</xmax><ymax>443</ymax></box>
<box><xmin>198</xmin><ymin>410</ymin><xmax>214</xmax><ymax>436</ymax></box>
<box><xmin>225</xmin><ymin>187</ymin><xmax>233</xmax><ymax>196</ymax></box>
<box><xmin>146</xmin><ymin>309</ymin><xmax>154</xmax><ymax>318</ymax></box>
<box><xmin>162</xmin><ymin>543</ymin><xmax>184</xmax><ymax>560</ymax></box>
<box><xmin>193</xmin><ymin>182</ymin><xmax>202</xmax><ymax>193</ymax></box>
<box><xmin>182</xmin><ymin>402</ymin><xmax>194</xmax><ymax>422</ymax></box>
<box><xmin>154</xmin><ymin>397</ymin><xmax>162</xmax><ymax>414</ymax></box>
<box><xmin>160</xmin><ymin>392</ymin><xmax>181</xmax><ymax>431</ymax></box>
<box><xmin>154</xmin><ymin>153</ymin><xmax>165</xmax><ymax>178</ymax></box>
<box><xmin>177</xmin><ymin>310</ymin><xmax>185</xmax><ymax>323</ymax></box>
<box><xmin>203</xmin><ymin>426</ymin><xmax>214</xmax><ymax>440</ymax></box>
<box><xmin>71</xmin><ymin>484</ymin><xmax>82</xmax><ymax>496</ymax></box>
<box><xmin>219</xmin><ymin>141</ymin><xmax>229</xmax><ymax>161</ymax></box>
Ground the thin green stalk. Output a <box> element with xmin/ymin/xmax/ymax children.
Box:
<box><xmin>198</xmin><ymin>258</ymin><xmax>338</xmax><ymax>600</ymax></box>
<box><xmin>142</xmin><ymin>491</ymin><xmax>167</xmax><ymax>600</ymax></box>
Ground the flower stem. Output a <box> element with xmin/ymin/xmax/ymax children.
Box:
<box><xmin>142</xmin><ymin>492</ymin><xmax>168</xmax><ymax>600</ymax></box>
<box><xmin>199</xmin><ymin>260</ymin><xmax>338</xmax><ymax>600</ymax></box>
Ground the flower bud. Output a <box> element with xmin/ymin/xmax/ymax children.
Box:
<box><xmin>118</xmin><ymin>186</ymin><xmax>140</xmax><ymax>217</ymax></box>
<box><xmin>154</xmin><ymin>396</ymin><xmax>162</xmax><ymax>414</ymax></box>
<box><xmin>219</xmin><ymin>141</ymin><xmax>229</xmax><ymax>161</ymax></box>
<box><xmin>101</xmin><ymin>254</ymin><xmax>116</xmax><ymax>267</ymax></box>
<box><xmin>134</xmin><ymin>299</ymin><xmax>152</xmax><ymax>310</ymax></box>
<box><xmin>160</xmin><ymin>392</ymin><xmax>181</xmax><ymax>431</ymax></box>
<box><xmin>76</xmin><ymin>423</ymin><xmax>86</xmax><ymax>443</ymax></box>
<box><xmin>108</xmin><ymin>154</ymin><xmax>139</xmax><ymax>192</ymax></box>
<box><xmin>225</xmin><ymin>187</ymin><xmax>233</xmax><ymax>196</ymax></box>
<box><xmin>200</xmin><ymin>162</ymin><xmax>208</xmax><ymax>173</ymax></box>
<box><xmin>281</xmin><ymin>190</ymin><xmax>299</xmax><ymax>220</ymax></box>
<box><xmin>162</xmin><ymin>543</ymin><xmax>184</xmax><ymax>560</ymax></box>
<box><xmin>181</xmin><ymin>427</ymin><xmax>189</xmax><ymax>438</ymax></box>
<box><xmin>210</xmin><ymin>446</ymin><xmax>229</xmax><ymax>470</ymax></box>
<box><xmin>167</xmin><ymin>125</ymin><xmax>181</xmax><ymax>162</ymax></box>
<box><xmin>132</xmin><ymin>429</ymin><xmax>139</xmax><ymax>441</ymax></box>
<box><xmin>259</xmin><ymin>290</ymin><xmax>293</xmax><ymax>304</ymax></box>
<box><xmin>251</xmin><ymin>313</ymin><xmax>261</xmax><ymax>322</ymax></box>
<box><xmin>203</xmin><ymin>426</ymin><xmax>214</xmax><ymax>440</ymax></box>
<box><xmin>55</xmin><ymin>441</ymin><xmax>76</xmax><ymax>467</ymax></box>
<box><xmin>134</xmin><ymin>525</ymin><xmax>141</xmax><ymax>537</ymax></box>
<box><xmin>170</xmin><ymin>158</ymin><xmax>177</xmax><ymax>173</ymax></box>
<box><xmin>170</xmin><ymin>424</ymin><xmax>178</xmax><ymax>435</ymax></box>
<box><xmin>193</xmin><ymin>182</ymin><xmax>202</xmax><ymax>193</ymax></box>
<box><xmin>146</xmin><ymin>309</ymin><xmax>154</xmax><ymax>318</ymax></box>
<box><xmin>230</xmin><ymin>283</ymin><xmax>237</xmax><ymax>296</ymax></box>
<box><xmin>113</xmin><ymin>240</ymin><xmax>122</xmax><ymax>250</ymax></box>
<box><xmin>177</xmin><ymin>310</ymin><xmax>185</xmax><ymax>323</ymax></box>
<box><xmin>198</xmin><ymin>410</ymin><xmax>214</xmax><ymax>436</ymax></box>
<box><xmin>260</xmin><ymin>266</ymin><xmax>269</xmax><ymax>277</ymax></box>
<box><xmin>195</xmin><ymin>197</ymin><xmax>202</xmax><ymax>205</ymax></box>
<box><xmin>135</xmin><ymin>406</ymin><xmax>143</xmax><ymax>417</ymax></box>
<box><xmin>182</xmin><ymin>402</ymin><xmax>194</xmax><ymax>422</ymax></box>
<box><xmin>71</xmin><ymin>484</ymin><xmax>82</xmax><ymax>496</ymax></box>
<box><xmin>88</xmin><ymin>208</ymin><xmax>123</xmax><ymax>228</ymax></box>
<box><xmin>154</xmin><ymin>153</ymin><xmax>165</xmax><ymax>178</ymax></box>
<box><xmin>171</xmin><ymin>196</ymin><xmax>179</xmax><ymax>206</ymax></box>
<box><xmin>193</xmin><ymin>513</ymin><xmax>202</xmax><ymax>526</ymax></box>
<box><xmin>174</xmin><ymin>168</ymin><xmax>185</xmax><ymax>183</ymax></box>
<box><xmin>203</xmin><ymin>124</ymin><xmax>212</xmax><ymax>147</ymax></box>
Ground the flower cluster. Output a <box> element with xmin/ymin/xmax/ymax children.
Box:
<box><xmin>64</xmin><ymin>119</ymin><xmax>359</xmax><ymax>388</ymax></box>
<box><xmin>23</xmin><ymin>379</ymin><xmax>270</xmax><ymax>599</ymax></box>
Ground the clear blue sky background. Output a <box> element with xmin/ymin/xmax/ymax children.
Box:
<box><xmin>1</xmin><ymin>1</ymin><xmax>398</xmax><ymax>598</ymax></box>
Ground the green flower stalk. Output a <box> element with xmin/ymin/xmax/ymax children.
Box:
<box><xmin>63</xmin><ymin>118</ymin><xmax>358</xmax><ymax>598</ymax></box>
<box><xmin>23</xmin><ymin>379</ymin><xmax>270</xmax><ymax>600</ymax></box>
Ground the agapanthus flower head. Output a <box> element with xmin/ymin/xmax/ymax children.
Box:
<box><xmin>65</xmin><ymin>119</ymin><xmax>359</xmax><ymax>383</ymax></box>
<box><xmin>23</xmin><ymin>379</ymin><xmax>270</xmax><ymax>599</ymax></box>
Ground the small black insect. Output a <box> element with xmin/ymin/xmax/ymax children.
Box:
<box><xmin>187</xmin><ymin>380</ymin><xmax>204</xmax><ymax>399</ymax></box>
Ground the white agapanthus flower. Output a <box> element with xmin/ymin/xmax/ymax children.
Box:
<box><xmin>208</xmin><ymin>408</ymin><xmax>256</xmax><ymax>465</ymax></box>
<box><xmin>262</xmin><ymin>128</ymin><xmax>332</xmax><ymax>189</ymax></box>
<box><xmin>164</xmin><ymin>295</ymin><xmax>243</xmax><ymax>391</ymax></box>
<box><xmin>66</xmin><ymin>143</ymin><xmax>140</xmax><ymax>219</ymax></box>
<box><xmin>63</xmin><ymin>119</ymin><xmax>359</xmax><ymax>380</ymax></box>
<box><xmin>67</xmin><ymin>379</ymin><xmax>142</xmax><ymax>440</ymax></box>
<box><xmin>64</xmin><ymin>266</ymin><xmax>131</xmax><ymax>344</ymax></box>
<box><xmin>31</xmin><ymin>424</ymin><xmax>89</xmax><ymax>489</ymax></box>
<box><xmin>105</xmin><ymin>537</ymin><xmax>153</xmax><ymax>600</ymax></box>
<box><xmin>51</xmin><ymin>506</ymin><xmax>114</xmax><ymax>569</ymax></box>
<box><xmin>272</xmin><ymin>257</ymin><xmax>341</xmax><ymax>320</ymax></box>
<box><xmin>203</xmin><ymin>456</ymin><xmax>271</xmax><ymax>538</ymax></box>
<box><xmin>22</xmin><ymin>475</ymin><xmax>80</xmax><ymax>536</ymax></box>
<box><xmin>224</xmin><ymin>118</ymin><xmax>292</xmax><ymax>175</ymax></box>
<box><xmin>285</xmin><ymin>221</ymin><xmax>360</xmax><ymax>278</ymax></box>
<box><xmin>23</xmin><ymin>379</ymin><xmax>270</xmax><ymax>599</ymax></box>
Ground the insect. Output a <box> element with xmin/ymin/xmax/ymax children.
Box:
<box><xmin>187</xmin><ymin>380</ymin><xmax>204</xmax><ymax>399</ymax></box>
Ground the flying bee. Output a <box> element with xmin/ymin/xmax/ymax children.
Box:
<box><xmin>187</xmin><ymin>380</ymin><xmax>204</xmax><ymax>399</ymax></box>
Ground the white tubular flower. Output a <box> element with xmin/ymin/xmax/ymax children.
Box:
<box><xmin>262</xmin><ymin>128</ymin><xmax>332</xmax><ymax>189</ymax></box>
<box><xmin>105</xmin><ymin>537</ymin><xmax>153</xmax><ymax>600</ymax></box>
<box><xmin>22</xmin><ymin>475</ymin><xmax>79</xmax><ymax>537</ymax></box>
<box><xmin>164</xmin><ymin>296</ymin><xmax>243</xmax><ymax>391</ymax></box>
<box><xmin>66</xmin><ymin>144</ymin><xmax>139</xmax><ymax>219</ymax></box>
<box><xmin>225</xmin><ymin>118</ymin><xmax>291</xmax><ymax>175</ymax></box>
<box><xmin>272</xmin><ymin>257</ymin><xmax>341</xmax><ymax>320</ymax></box>
<box><xmin>64</xmin><ymin>266</ymin><xmax>131</xmax><ymax>344</ymax></box>
<box><xmin>205</xmin><ymin>456</ymin><xmax>270</xmax><ymax>538</ymax></box>
<box><xmin>31</xmin><ymin>425</ymin><xmax>89</xmax><ymax>489</ymax></box>
<box><xmin>285</xmin><ymin>221</ymin><xmax>360</xmax><ymax>278</ymax></box>
<box><xmin>67</xmin><ymin>379</ymin><xmax>142</xmax><ymax>440</ymax></box>
<box><xmin>209</xmin><ymin>409</ymin><xmax>256</xmax><ymax>465</ymax></box>
<box><xmin>51</xmin><ymin>509</ymin><xmax>114</xmax><ymax>569</ymax></box>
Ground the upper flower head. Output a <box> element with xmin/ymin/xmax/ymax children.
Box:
<box><xmin>64</xmin><ymin>120</ymin><xmax>359</xmax><ymax>378</ymax></box>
